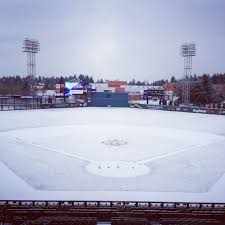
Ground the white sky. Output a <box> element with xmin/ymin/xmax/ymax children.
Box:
<box><xmin>0</xmin><ymin>0</ymin><xmax>225</xmax><ymax>82</ymax></box>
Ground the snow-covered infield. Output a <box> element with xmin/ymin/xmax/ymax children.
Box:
<box><xmin>0</xmin><ymin>107</ymin><xmax>225</xmax><ymax>202</ymax></box>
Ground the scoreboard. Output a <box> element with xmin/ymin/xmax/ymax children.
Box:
<box><xmin>144</xmin><ymin>87</ymin><xmax>165</xmax><ymax>99</ymax></box>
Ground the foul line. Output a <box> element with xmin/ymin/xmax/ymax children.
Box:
<box><xmin>137</xmin><ymin>142</ymin><xmax>218</xmax><ymax>164</ymax></box>
<box><xmin>8</xmin><ymin>135</ymin><xmax>93</xmax><ymax>163</ymax></box>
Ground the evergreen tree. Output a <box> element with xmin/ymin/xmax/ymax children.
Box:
<box><xmin>170</xmin><ymin>76</ymin><xmax>176</xmax><ymax>83</ymax></box>
<box><xmin>130</xmin><ymin>79</ymin><xmax>136</xmax><ymax>85</ymax></box>
<box><xmin>78</xmin><ymin>74</ymin><xmax>85</xmax><ymax>81</ymax></box>
<box><xmin>89</xmin><ymin>76</ymin><xmax>94</xmax><ymax>83</ymax></box>
<box><xmin>59</xmin><ymin>76</ymin><xmax>65</xmax><ymax>84</ymax></box>
<box><xmin>190</xmin><ymin>75</ymin><xmax>215</xmax><ymax>105</ymax></box>
<box><xmin>20</xmin><ymin>80</ymin><xmax>29</xmax><ymax>95</ymax></box>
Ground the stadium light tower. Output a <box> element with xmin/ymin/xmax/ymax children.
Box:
<box><xmin>22</xmin><ymin>38</ymin><xmax>40</xmax><ymax>92</ymax></box>
<box><xmin>180</xmin><ymin>43</ymin><xmax>196</xmax><ymax>104</ymax></box>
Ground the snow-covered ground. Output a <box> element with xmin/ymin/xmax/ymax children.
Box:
<box><xmin>0</xmin><ymin>107</ymin><xmax>225</xmax><ymax>202</ymax></box>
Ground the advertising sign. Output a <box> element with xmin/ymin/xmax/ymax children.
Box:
<box><xmin>65</xmin><ymin>81</ymin><xmax>83</xmax><ymax>96</ymax></box>
<box><xmin>192</xmin><ymin>108</ymin><xmax>207</xmax><ymax>114</ymax></box>
<box><xmin>70</xmin><ymin>89</ymin><xmax>84</xmax><ymax>95</ymax></box>
<box><xmin>218</xmin><ymin>110</ymin><xmax>225</xmax><ymax>115</ymax></box>
<box><xmin>65</xmin><ymin>81</ymin><xmax>82</xmax><ymax>89</ymax></box>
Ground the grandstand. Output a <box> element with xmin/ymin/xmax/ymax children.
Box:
<box><xmin>0</xmin><ymin>201</ymin><xmax>225</xmax><ymax>224</ymax></box>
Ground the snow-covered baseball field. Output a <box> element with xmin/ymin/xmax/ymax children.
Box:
<box><xmin>0</xmin><ymin>107</ymin><xmax>225</xmax><ymax>202</ymax></box>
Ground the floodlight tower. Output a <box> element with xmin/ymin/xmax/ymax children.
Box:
<box><xmin>180</xmin><ymin>43</ymin><xmax>196</xmax><ymax>104</ymax></box>
<box><xmin>22</xmin><ymin>38</ymin><xmax>40</xmax><ymax>92</ymax></box>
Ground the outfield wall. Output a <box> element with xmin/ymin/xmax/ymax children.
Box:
<box><xmin>129</xmin><ymin>103</ymin><xmax>225</xmax><ymax>116</ymax></box>
<box><xmin>90</xmin><ymin>92</ymin><xmax>129</xmax><ymax>107</ymax></box>
<box><xmin>1</xmin><ymin>95</ymin><xmax>225</xmax><ymax>115</ymax></box>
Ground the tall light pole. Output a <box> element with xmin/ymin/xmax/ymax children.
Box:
<box><xmin>180</xmin><ymin>43</ymin><xmax>196</xmax><ymax>105</ymax></box>
<box><xmin>22</xmin><ymin>38</ymin><xmax>40</xmax><ymax>93</ymax></box>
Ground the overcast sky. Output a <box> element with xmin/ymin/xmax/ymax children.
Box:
<box><xmin>0</xmin><ymin>0</ymin><xmax>225</xmax><ymax>82</ymax></box>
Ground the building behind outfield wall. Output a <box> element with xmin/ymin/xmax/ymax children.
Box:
<box><xmin>91</xmin><ymin>81</ymin><xmax>163</xmax><ymax>94</ymax></box>
<box><xmin>212</xmin><ymin>84</ymin><xmax>225</xmax><ymax>96</ymax></box>
<box><xmin>163</xmin><ymin>82</ymin><xmax>181</xmax><ymax>98</ymax></box>
<box><xmin>90</xmin><ymin>81</ymin><xmax>166</xmax><ymax>103</ymax></box>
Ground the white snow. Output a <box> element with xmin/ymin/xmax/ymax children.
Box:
<box><xmin>0</xmin><ymin>107</ymin><xmax>225</xmax><ymax>202</ymax></box>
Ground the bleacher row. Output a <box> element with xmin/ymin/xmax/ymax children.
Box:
<box><xmin>1</xmin><ymin>210</ymin><xmax>224</xmax><ymax>224</ymax></box>
<box><xmin>16</xmin><ymin>217</ymin><xmax>224</xmax><ymax>225</ymax></box>
<box><xmin>20</xmin><ymin>217</ymin><xmax>97</xmax><ymax>225</ymax></box>
<box><xmin>1</xmin><ymin>200</ymin><xmax>225</xmax><ymax>209</ymax></box>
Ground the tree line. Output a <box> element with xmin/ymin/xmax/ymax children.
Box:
<box><xmin>0</xmin><ymin>73</ymin><xmax>225</xmax><ymax>105</ymax></box>
<box><xmin>0</xmin><ymin>74</ymin><xmax>95</xmax><ymax>95</ymax></box>
<box><xmin>151</xmin><ymin>73</ymin><xmax>225</xmax><ymax>85</ymax></box>
<box><xmin>0</xmin><ymin>74</ymin><xmax>153</xmax><ymax>95</ymax></box>
<box><xmin>151</xmin><ymin>73</ymin><xmax>225</xmax><ymax>105</ymax></box>
<box><xmin>190</xmin><ymin>74</ymin><xmax>225</xmax><ymax>106</ymax></box>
